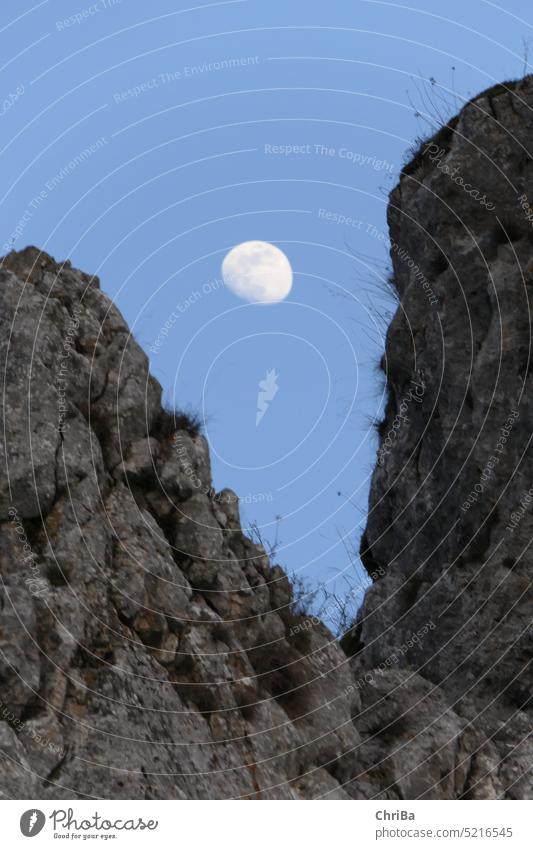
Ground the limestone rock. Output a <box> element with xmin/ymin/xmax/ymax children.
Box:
<box><xmin>0</xmin><ymin>246</ymin><xmax>358</xmax><ymax>799</ymax></box>
<box><xmin>350</xmin><ymin>75</ymin><xmax>533</xmax><ymax>800</ymax></box>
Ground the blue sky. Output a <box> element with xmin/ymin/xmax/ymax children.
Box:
<box><xmin>2</xmin><ymin>0</ymin><xmax>532</xmax><ymax>625</ymax></box>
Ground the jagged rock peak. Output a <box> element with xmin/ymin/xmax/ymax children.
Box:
<box><xmin>0</xmin><ymin>245</ymin><xmax>358</xmax><ymax>799</ymax></box>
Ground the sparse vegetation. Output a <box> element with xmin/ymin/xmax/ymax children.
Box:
<box><xmin>247</xmin><ymin>515</ymin><xmax>283</xmax><ymax>560</ymax></box>
<box><xmin>151</xmin><ymin>404</ymin><xmax>204</xmax><ymax>440</ymax></box>
<box><xmin>173</xmin><ymin>409</ymin><xmax>203</xmax><ymax>437</ymax></box>
<box><xmin>247</xmin><ymin>511</ymin><xmax>371</xmax><ymax>644</ymax></box>
<box><xmin>288</xmin><ymin>572</ymin><xmax>322</xmax><ymax>619</ymax></box>
<box><xmin>401</xmin><ymin>73</ymin><xmax>527</xmax><ymax>178</ymax></box>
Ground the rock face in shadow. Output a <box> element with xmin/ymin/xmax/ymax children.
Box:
<box><xmin>350</xmin><ymin>75</ymin><xmax>533</xmax><ymax>800</ymax></box>
<box><xmin>0</xmin><ymin>246</ymin><xmax>359</xmax><ymax>799</ymax></box>
<box><xmin>1</xmin><ymin>76</ymin><xmax>532</xmax><ymax>801</ymax></box>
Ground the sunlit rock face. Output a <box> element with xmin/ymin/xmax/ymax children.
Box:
<box><xmin>351</xmin><ymin>75</ymin><xmax>533</xmax><ymax>799</ymax></box>
<box><xmin>1</xmin><ymin>76</ymin><xmax>533</xmax><ymax>801</ymax></box>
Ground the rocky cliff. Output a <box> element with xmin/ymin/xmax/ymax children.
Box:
<box><xmin>352</xmin><ymin>75</ymin><xmax>533</xmax><ymax>799</ymax></box>
<box><xmin>0</xmin><ymin>246</ymin><xmax>360</xmax><ymax>799</ymax></box>
<box><xmin>0</xmin><ymin>75</ymin><xmax>532</xmax><ymax>800</ymax></box>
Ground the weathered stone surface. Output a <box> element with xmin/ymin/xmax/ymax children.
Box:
<box><xmin>349</xmin><ymin>75</ymin><xmax>533</xmax><ymax>799</ymax></box>
<box><xmin>0</xmin><ymin>246</ymin><xmax>359</xmax><ymax>799</ymax></box>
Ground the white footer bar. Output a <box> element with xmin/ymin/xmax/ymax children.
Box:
<box><xmin>4</xmin><ymin>800</ymin><xmax>532</xmax><ymax>848</ymax></box>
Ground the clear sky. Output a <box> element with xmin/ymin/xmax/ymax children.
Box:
<box><xmin>2</xmin><ymin>0</ymin><xmax>532</xmax><ymax>627</ymax></box>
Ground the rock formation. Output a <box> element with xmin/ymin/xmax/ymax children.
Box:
<box><xmin>0</xmin><ymin>75</ymin><xmax>532</xmax><ymax>800</ymax></box>
<box><xmin>351</xmin><ymin>75</ymin><xmax>533</xmax><ymax>799</ymax></box>
<box><xmin>0</xmin><ymin>246</ymin><xmax>359</xmax><ymax>799</ymax></box>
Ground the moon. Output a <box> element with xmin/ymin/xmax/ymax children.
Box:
<box><xmin>221</xmin><ymin>241</ymin><xmax>293</xmax><ymax>304</ymax></box>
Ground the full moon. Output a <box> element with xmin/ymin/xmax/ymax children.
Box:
<box><xmin>221</xmin><ymin>241</ymin><xmax>293</xmax><ymax>304</ymax></box>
